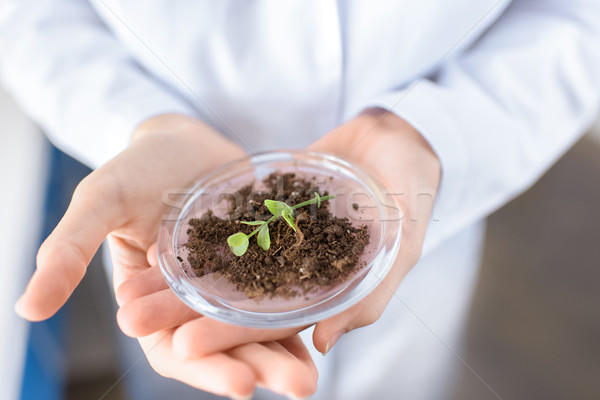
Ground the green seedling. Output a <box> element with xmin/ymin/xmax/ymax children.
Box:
<box><xmin>227</xmin><ymin>192</ymin><xmax>334</xmax><ymax>256</ymax></box>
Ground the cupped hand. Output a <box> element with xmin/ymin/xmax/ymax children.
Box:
<box><xmin>117</xmin><ymin>108</ymin><xmax>440</xmax><ymax>393</ymax></box>
<box><xmin>16</xmin><ymin>113</ymin><xmax>244</xmax><ymax>319</ymax></box>
<box><xmin>308</xmin><ymin>108</ymin><xmax>441</xmax><ymax>353</ymax></box>
<box><xmin>14</xmin><ymin>113</ymin><xmax>317</xmax><ymax>398</ymax></box>
<box><xmin>117</xmin><ymin>244</ymin><xmax>317</xmax><ymax>399</ymax></box>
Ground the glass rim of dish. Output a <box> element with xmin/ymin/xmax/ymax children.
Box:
<box><xmin>157</xmin><ymin>150</ymin><xmax>402</xmax><ymax>329</ymax></box>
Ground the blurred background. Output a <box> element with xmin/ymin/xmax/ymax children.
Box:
<box><xmin>1</xmin><ymin>83</ymin><xmax>599</xmax><ymax>400</ymax></box>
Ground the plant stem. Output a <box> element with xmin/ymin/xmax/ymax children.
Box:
<box><xmin>247</xmin><ymin>215</ymin><xmax>276</xmax><ymax>238</ymax></box>
<box><xmin>292</xmin><ymin>195</ymin><xmax>335</xmax><ymax>210</ymax></box>
<box><xmin>246</xmin><ymin>194</ymin><xmax>334</xmax><ymax>238</ymax></box>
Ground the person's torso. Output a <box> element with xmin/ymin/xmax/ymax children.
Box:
<box><xmin>91</xmin><ymin>0</ymin><xmax>511</xmax><ymax>150</ymax></box>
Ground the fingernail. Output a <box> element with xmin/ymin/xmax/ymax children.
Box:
<box><xmin>231</xmin><ymin>394</ymin><xmax>252</xmax><ymax>400</ymax></box>
<box><xmin>14</xmin><ymin>296</ymin><xmax>26</xmax><ymax>317</ymax></box>
<box><xmin>287</xmin><ymin>394</ymin><xmax>308</xmax><ymax>400</ymax></box>
<box><xmin>324</xmin><ymin>330</ymin><xmax>344</xmax><ymax>355</ymax></box>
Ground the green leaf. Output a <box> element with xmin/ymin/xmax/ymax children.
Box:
<box><xmin>314</xmin><ymin>192</ymin><xmax>321</xmax><ymax>208</ymax></box>
<box><xmin>257</xmin><ymin>223</ymin><xmax>271</xmax><ymax>251</ymax></box>
<box><xmin>227</xmin><ymin>232</ymin><xmax>249</xmax><ymax>256</ymax></box>
<box><xmin>240</xmin><ymin>220</ymin><xmax>266</xmax><ymax>226</ymax></box>
<box><xmin>264</xmin><ymin>199</ymin><xmax>292</xmax><ymax>217</ymax></box>
<box><xmin>282</xmin><ymin>208</ymin><xmax>296</xmax><ymax>232</ymax></box>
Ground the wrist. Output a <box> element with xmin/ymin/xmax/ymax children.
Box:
<box><xmin>358</xmin><ymin>108</ymin><xmax>441</xmax><ymax>182</ymax></box>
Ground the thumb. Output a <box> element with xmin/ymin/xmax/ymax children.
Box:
<box><xmin>15</xmin><ymin>172</ymin><xmax>122</xmax><ymax>321</ymax></box>
<box><xmin>312</xmin><ymin>222</ymin><xmax>426</xmax><ymax>355</ymax></box>
<box><xmin>311</xmin><ymin>289</ymin><xmax>393</xmax><ymax>355</ymax></box>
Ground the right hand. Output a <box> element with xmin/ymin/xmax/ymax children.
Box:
<box><xmin>15</xmin><ymin>114</ymin><xmax>317</xmax><ymax>399</ymax></box>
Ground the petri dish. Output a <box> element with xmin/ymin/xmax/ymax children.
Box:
<box><xmin>157</xmin><ymin>150</ymin><xmax>401</xmax><ymax>328</ymax></box>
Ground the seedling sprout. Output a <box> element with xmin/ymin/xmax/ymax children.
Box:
<box><xmin>227</xmin><ymin>192</ymin><xmax>334</xmax><ymax>256</ymax></box>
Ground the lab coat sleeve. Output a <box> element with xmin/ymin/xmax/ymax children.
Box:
<box><xmin>364</xmin><ymin>0</ymin><xmax>600</xmax><ymax>254</ymax></box>
<box><xmin>0</xmin><ymin>0</ymin><xmax>197</xmax><ymax>168</ymax></box>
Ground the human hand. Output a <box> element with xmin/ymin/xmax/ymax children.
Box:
<box><xmin>117</xmin><ymin>245</ymin><xmax>318</xmax><ymax>399</ymax></box>
<box><xmin>14</xmin><ymin>113</ymin><xmax>317</xmax><ymax>398</ymax></box>
<box><xmin>15</xmin><ymin>113</ymin><xmax>244</xmax><ymax>319</ymax></box>
<box><xmin>307</xmin><ymin>108</ymin><xmax>441</xmax><ymax>353</ymax></box>
<box><xmin>117</xmin><ymin>109</ymin><xmax>439</xmax><ymax>393</ymax></box>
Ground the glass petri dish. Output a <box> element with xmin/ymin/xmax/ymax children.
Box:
<box><xmin>157</xmin><ymin>150</ymin><xmax>401</xmax><ymax>329</ymax></box>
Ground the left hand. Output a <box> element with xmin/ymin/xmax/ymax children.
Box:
<box><xmin>306</xmin><ymin>108</ymin><xmax>441</xmax><ymax>353</ymax></box>
<box><xmin>117</xmin><ymin>108</ymin><xmax>440</xmax><ymax>389</ymax></box>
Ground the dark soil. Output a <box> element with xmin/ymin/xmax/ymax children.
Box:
<box><xmin>184</xmin><ymin>173</ymin><xmax>370</xmax><ymax>299</ymax></box>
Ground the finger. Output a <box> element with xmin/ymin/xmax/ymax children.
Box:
<box><xmin>15</xmin><ymin>173</ymin><xmax>123</xmax><ymax>321</ymax></box>
<box><xmin>117</xmin><ymin>288</ymin><xmax>200</xmax><ymax>337</ymax></box>
<box><xmin>115</xmin><ymin>263</ymin><xmax>168</xmax><ymax>306</ymax></box>
<box><xmin>227</xmin><ymin>338</ymin><xmax>317</xmax><ymax>398</ymax></box>
<box><xmin>139</xmin><ymin>330</ymin><xmax>256</xmax><ymax>399</ymax></box>
<box><xmin>172</xmin><ymin>317</ymin><xmax>304</xmax><ymax>359</ymax></box>
<box><xmin>147</xmin><ymin>242</ymin><xmax>158</xmax><ymax>267</ymax></box>
<box><xmin>276</xmin><ymin>335</ymin><xmax>318</xmax><ymax>378</ymax></box>
<box><xmin>108</xmin><ymin>234</ymin><xmax>156</xmax><ymax>291</ymax></box>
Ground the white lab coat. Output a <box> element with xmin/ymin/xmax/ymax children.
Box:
<box><xmin>1</xmin><ymin>1</ymin><xmax>599</xmax><ymax>399</ymax></box>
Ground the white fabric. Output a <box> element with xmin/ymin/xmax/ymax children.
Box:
<box><xmin>1</xmin><ymin>1</ymin><xmax>600</xmax><ymax>399</ymax></box>
<box><xmin>0</xmin><ymin>0</ymin><xmax>598</xmax><ymax>251</ymax></box>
